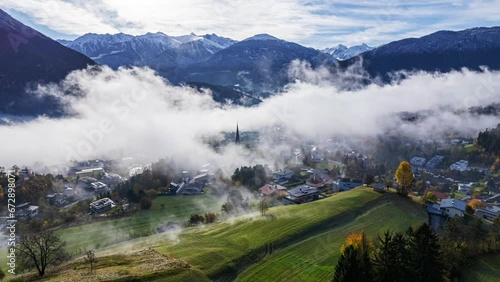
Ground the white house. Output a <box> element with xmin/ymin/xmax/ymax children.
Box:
<box><xmin>457</xmin><ymin>183</ymin><xmax>472</xmax><ymax>194</ymax></box>
<box><xmin>90</xmin><ymin>198</ymin><xmax>115</xmax><ymax>214</ymax></box>
<box><xmin>440</xmin><ymin>199</ymin><xmax>466</xmax><ymax>217</ymax></box>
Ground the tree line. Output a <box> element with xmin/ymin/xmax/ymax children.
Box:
<box><xmin>333</xmin><ymin>216</ymin><xmax>500</xmax><ymax>282</ymax></box>
<box><xmin>477</xmin><ymin>124</ymin><xmax>500</xmax><ymax>155</ymax></box>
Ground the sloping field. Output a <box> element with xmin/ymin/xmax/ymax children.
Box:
<box><xmin>55</xmin><ymin>195</ymin><xmax>224</xmax><ymax>253</ymax></box>
<box><xmin>154</xmin><ymin>188</ymin><xmax>382</xmax><ymax>280</ymax></box>
<box><xmin>461</xmin><ymin>253</ymin><xmax>500</xmax><ymax>282</ymax></box>
<box><xmin>238</xmin><ymin>194</ymin><xmax>427</xmax><ymax>281</ymax></box>
<box><xmin>3</xmin><ymin>189</ymin><xmax>398</xmax><ymax>281</ymax></box>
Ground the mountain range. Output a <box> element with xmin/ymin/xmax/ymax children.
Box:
<box><xmin>1</xmin><ymin>7</ymin><xmax>500</xmax><ymax>117</ymax></box>
<box><xmin>342</xmin><ymin>27</ymin><xmax>500</xmax><ymax>81</ymax></box>
<box><xmin>57</xmin><ymin>32</ymin><xmax>236</xmax><ymax>69</ymax></box>
<box><xmin>167</xmin><ymin>34</ymin><xmax>334</xmax><ymax>92</ymax></box>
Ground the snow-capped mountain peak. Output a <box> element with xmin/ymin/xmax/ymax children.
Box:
<box><xmin>58</xmin><ymin>32</ymin><xmax>238</xmax><ymax>68</ymax></box>
<box><xmin>321</xmin><ymin>43</ymin><xmax>373</xmax><ymax>60</ymax></box>
<box><xmin>243</xmin><ymin>33</ymin><xmax>282</xmax><ymax>41</ymax></box>
<box><xmin>202</xmin><ymin>33</ymin><xmax>238</xmax><ymax>49</ymax></box>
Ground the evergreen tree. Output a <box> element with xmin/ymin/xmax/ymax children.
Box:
<box><xmin>333</xmin><ymin>245</ymin><xmax>372</xmax><ymax>282</ymax></box>
<box><xmin>408</xmin><ymin>223</ymin><xmax>444</xmax><ymax>282</ymax></box>
<box><xmin>373</xmin><ymin>231</ymin><xmax>411</xmax><ymax>282</ymax></box>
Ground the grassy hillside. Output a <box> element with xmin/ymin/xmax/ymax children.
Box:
<box><xmin>3</xmin><ymin>188</ymin><xmax>425</xmax><ymax>281</ymax></box>
<box><xmin>461</xmin><ymin>253</ymin><xmax>500</xmax><ymax>282</ymax></box>
<box><xmin>153</xmin><ymin>188</ymin><xmax>382</xmax><ymax>280</ymax></box>
<box><xmin>238</xmin><ymin>195</ymin><xmax>427</xmax><ymax>281</ymax></box>
<box><xmin>55</xmin><ymin>195</ymin><xmax>224</xmax><ymax>253</ymax></box>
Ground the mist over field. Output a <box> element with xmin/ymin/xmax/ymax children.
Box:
<box><xmin>1</xmin><ymin>64</ymin><xmax>499</xmax><ymax>170</ymax></box>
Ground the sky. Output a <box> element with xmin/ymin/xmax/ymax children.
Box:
<box><xmin>1</xmin><ymin>0</ymin><xmax>499</xmax><ymax>48</ymax></box>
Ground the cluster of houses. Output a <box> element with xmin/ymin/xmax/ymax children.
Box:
<box><xmin>410</xmin><ymin>155</ymin><xmax>446</xmax><ymax>170</ymax></box>
<box><xmin>426</xmin><ymin>194</ymin><xmax>500</xmax><ymax>230</ymax></box>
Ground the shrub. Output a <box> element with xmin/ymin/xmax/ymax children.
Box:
<box><xmin>139</xmin><ymin>198</ymin><xmax>152</xmax><ymax>210</ymax></box>
<box><xmin>189</xmin><ymin>214</ymin><xmax>205</xmax><ymax>225</ymax></box>
<box><xmin>204</xmin><ymin>212</ymin><xmax>218</xmax><ymax>224</ymax></box>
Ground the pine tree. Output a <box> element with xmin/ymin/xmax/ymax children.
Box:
<box><xmin>333</xmin><ymin>245</ymin><xmax>372</xmax><ymax>282</ymax></box>
<box><xmin>408</xmin><ymin>223</ymin><xmax>444</xmax><ymax>282</ymax></box>
<box><xmin>373</xmin><ymin>231</ymin><xmax>411</xmax><ymax>282</ymax></box>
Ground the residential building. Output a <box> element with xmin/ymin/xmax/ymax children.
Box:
<box><xmin>91</xmin><ymin>181</ymin><xmax>109</xmax><ymax>194</ymax></box>
<box><xmin>410</xmin><ymin>156</ymin><xmax>427</xmax><ymax>167</ymax></box>
<box><xmin>77</xmin><ymin>176</ymin><xmax>99</xmax><ymax>191</ymax></box>
<box><xmin>306</xmin><ymin>169</ymin><xmax>332</xmax><ymax>188</ymax></box>
<box><xmin>283</xmin><ymin>185</ymin><xmax>320</xmax><ymax>205</ymax></box>
<box><xmin>272</xmin><ymin>169</ymin><xmax>294</xmax><ymax>185</ymax></box>
<box><xmin>426</xmin><ymin>199</ymin><xmax>466</xmax><ymax>230</ymax></box>
<box><xmin>100</xmin><ymin>173</ymin><xmax>124</xmax><ymax>188</ymax></box>
<box><xmin>90</xmin><ymin>198</ymin><xmax>115</xmax><ymax>214</ymax></box>
<box><xmin>75</xmin><ymin>167</ymin><xmax>105</xmax><ymax>178</ymax></box>
<box><xmin>440</xmin><ymin>199</ymin><xmax>466</xmax><ymax>217</ymax></box>
<box><xmin>64</xmin><ymin>187</ymin><xmax>75</xmax><ymax>197</ymax></box>
<box><xmin>426</xmin><ymin>155</ymin><xmax>445</xmax><ymax>169</ymax></box>
<box><xmin>46</xmin><ymin>193</ymin><xmax>66</xmax><ymax>206</ymax></box>
<box><xmin>457</xmin><ymin>183</ymin><xmax>472</xmax><ymax>194</ymax></box>
<box><xmin>176</xmin><ymin>182</ymin><xmax>203</xmax><ymax>195</ymax></box>
<box><xmin>476</xmin><ymin>208</ymin><xmax>500</xmax><ymax>221</ymax></box>
<box><xmin>15</xmin><ymin>203</ymin><xmax>39</xmax><ymax>219</ymax></box>
<box><xmin>333</xmin><ymin>178</ymin><xmax>363</xmax><ymax>192</ymax></box>
<box><xmin>423</xmin><ymin>189</ymin><xmax>449</xmax><ymax>201</ymax></box>
<box><xmin>450</xmin><ymin>160</ymin><xmax>469</xmax><ymax>172</ymax></box>
<box><xmin>259</xmin><ymin>184</ymin><xmax>287</xmax><ymax>197</ymax></box>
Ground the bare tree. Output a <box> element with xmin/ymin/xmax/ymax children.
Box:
<box><xmin>16</xmin><ymin>231</ymin><xmax>69</xmax><ymax>277</ymax></box>
<box><xmin>84</xmin><ymin>250</ymin><xmax>97</xmax><ymax>273</ymax></box>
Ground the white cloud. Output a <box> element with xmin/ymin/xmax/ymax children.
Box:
<box><xmin>1</xmin><ymin>65</ymin><xmax>499</xmax><ymax>170</ymax></box>
<box><xmin>2</xmin><ymin>0</ymin><xmax>500</xmax><ymax>47</ymax></box>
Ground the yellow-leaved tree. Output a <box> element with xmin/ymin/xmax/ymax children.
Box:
<box><xmin>395</xmin><ymin>161</ymin><xmax>413</xmax><ymax>195</ymax></box>
<box><xmin>340</xmin><ymin>231</ymin><xmax>373</xmax><ymax>254</ymax></box>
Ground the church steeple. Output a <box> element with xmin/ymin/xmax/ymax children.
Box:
<box><xmin>235</xmin><ymin>123</ymin><xmax>240</xmax><ymax>144</ymax></box>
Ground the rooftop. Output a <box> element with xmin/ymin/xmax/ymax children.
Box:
<box><xmin>259</xmin><ymin>184</ymin><xmax>286</xmax><ymax>195</ymax></box>
<box><xmin>287</xmin><ymin>185</ymin><xmax>319</xmax><ymax>198</ymax></box>
<box><xmin>440</xmin><ymin>199</ymin><xmax>466</xmax><ymax>212</ymax></box>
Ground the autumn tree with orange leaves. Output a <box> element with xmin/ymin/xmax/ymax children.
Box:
<box><xmin>467</xmin><ymin>199</ymin><xmax>487</xmax><ymax>211</ymax></box>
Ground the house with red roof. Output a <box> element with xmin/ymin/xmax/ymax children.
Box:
<box><xmin>259</xmin><ymin>184</ymin><xmax>287</xmax><ymax>198</ymax></box>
